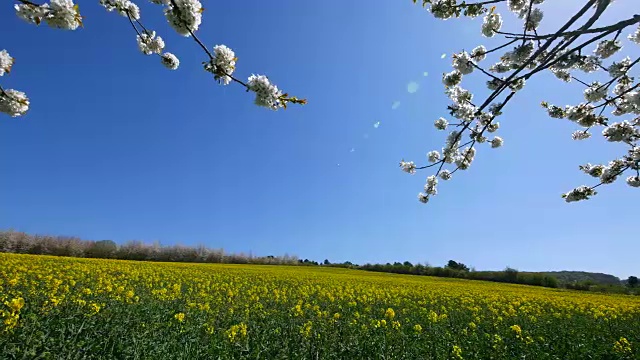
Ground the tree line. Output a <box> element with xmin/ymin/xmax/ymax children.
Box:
<box><xmin>1</xmin><ymin>229</ymin><xmax>637</xmax><ymax>295</ymax></box>
<box><xmin>0</xmin><ymin>230</ymin><xmax>298</xmax><ymax>265</ymax></box>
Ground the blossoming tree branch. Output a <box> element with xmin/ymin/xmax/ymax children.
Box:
<box><xmin>0</xmin><ymin>0</ymin><xmax>306</xmax><ymax>118</ymax></box>
<box><xmin>400</xmin><ymin>0</ymin><xmax>640</xmax><ymax>203</ymax></box>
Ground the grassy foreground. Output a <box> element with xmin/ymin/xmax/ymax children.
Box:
<box><xmin>1</xmin><ymin>253</ymin><xmax>639</xmax><ymax>359</ymax></box>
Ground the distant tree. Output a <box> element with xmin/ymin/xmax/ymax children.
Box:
<box><xmin>323</xmin><ymin>259</ymin><xmax>330</xmax><ymax>265</ymax></box>
<box><xmin>403</xmin><ymin>261</ymin><xmax>413</xmax><ymax>267</ymax></box>
<box><xmin>628</xmin><ymin>276</ymin><xmax>639</xmax><ymax>288</ymax></box>
<box><xmin>504</xmin><ymin>267</ymin><xmax>519</xmax><ymax>282</ymax></box>
<box><xmin>86</xmin><ymin>240</ymin><xmax>117</xmax><ymax>259</ymax></box>
<box><xmin>445</xmin><ymin>260</ymin><xmax>470</xmax><ymax>272</ymax></box>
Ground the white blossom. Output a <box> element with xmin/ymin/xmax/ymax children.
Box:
<box><xmin>602</xmin><ymin>121</ymin><xmax>639</xmax><ymax>142</ymax></box>
<box><xmin>418</xmin><ymin>193</ymin><xmax>429</xmax><ymax>203</ymax></box>
<box><xmin>583</xmin><ymin>82</ymin><xmax>607</xmax><ymax>102</ymax></box>
<box><xmin>521</xmin><ymin>7</ymin><xmax>543</xmax><ymax>31</ymax></box>
<box><xmin>137</xmin><ymin>31</ymin><xmax>165</xmax><ymax>55</ymax></box>
<box><xmin>628</xmin><ymin>25</ymin><xmax>640</xmax><ymax>44</ymax></box>
<box><xmin>630</xmin><ymin>147</ymin><xmax>640</xmax><ymax>161</ymax></box>
<box><xmin>502</xmin><ymin>41</ymin><xmax>534</xmax><ymax>66</ymax></box>
<box><xmin>44</xmin><ymin>0</ymin><xmax>82</xmax><ymax>30</ymax></box>
<box><xmin>16</xmin><ymin>1</ymin><xmax>82</xmax><ymax>30</ymax></box>
<box><xmin>563</xmin><ymin>186</ymin><xmax>596</xmax><ymax>202</ymax></box>
<box><xmin>551</xmin><ymin>68</ymin><xmax>571</xmax><ymax>82</ymax></box>
<box><xmin>509</xmin><ymin>78</ymin><xmax>526</xmax><ymax>91</ymax></box>
<box><xmin>571</xmin><ymin>130</ymin><xmax>591</xmax><ymax>140</ymax></box>
<box><xmin>429</xmin><ymin>0</ymin><xmax>457</xmax><ymax>20</ymax></box>
<box><xmin>624</xmin><ymin>91</ymin><xmax>640</xmax><ymax>108</ymax></box>
<box><xmin>627</xmin><ymin>176</ymin><xmax>640</xmax><ymax>187</ymax></box>
<box><xmin>608</xmin><ymin>57</ymin><xmax>631</xmax><ymax>78</ymax></box>
<box><xmin>442</xmin><ymin>70</ymin><xmax>462</xmax><ymax>87</ymax></box>
<box><xmin>14</xmin><ymin>4</ymin><xmax>49</xmax><ymax>26</ymax></box>
<box><xmin>579</xmin><ymin>163</ymin><xmax>605</xmax><ymax>177</ymax></box>
<box><xmin>0</xmin><ymin>50</ymin><xmax>14</xmax><ymax>77</ymax></box>
<box><xmin>400</xmin><ymin>160</ymin><xmax>417</xmax><ymax>174</ymax></box>
<box><xmin>599</xmin><ymin>159</ymin><xmax>626</xmax><ymax>184</ymax></box>
<box><xmin>247</xmin><ymin>74</ymin><xmax>284</xmax><ymax>110</ymax></box>
<box><xmin>482</xmin><ymin>13</ymin><xmax>502</xmax><ymax>38</ymax></box>
<box><xmin>453</xmin><ymin>52</ymin><xmax>474</xmax><ymax>75</ymax></box>
<box><xmin>490</xmin><ymin>136</ymin><xmax>504</xmax><ymax>148</ymax></box>
<box><xmin>439</xmin><ymin>169</ymin><xmax>452</xmax><ymax>180</ymax></box>
<box><xmin>489</xmin><ymin>62</ymin><xmax>511</xmax><ymax>73</ymax></box>
<box><xmin>454</xmin><ymin>147</ymin><xmax>475</xmax><ymax>170</ymax></box>
<box><xmin>577</xmin><ymin>55</ymin><xmax>601</xmax><ymax>73</ymax></box>
<box><xmin>450</xmin><ymin>102</ymin><xmax>477</xmax><ymax>123</ymax></box>
<box><xmin>613</xmin><ymin>83</ymin><xmax>629</xmax><ymax>96</ymax></box>
<box><xmin>508</xmin><ymin>0</ymin><xmax>526</xmax><ymax>12</ymax></box>
<box><xmin>424</xmin><ymin>175</ymin><xmax>438</xmax><ymax>195</ymax></box>
<box><xmin>160</xmin><ymin>52</ymin><xmax>179</xmax><ymax>70</ymax></box>
<box><xmin>100</xmin><ymin>0</ymin><xmax>140</xmax><ymax>20</ymax></box>
<box><xmin>446</xmin><ymin>85</ymin><xmax>472</xmax><ymax>104</ymax></box>
<box><xmin>0</xmin><ymin>89</ymin><xmax>30</xmax><ymax>117</ymax></box>
<box><xmin>204</xmin><ymin>45</ymin><xmax>236</xmax><ymax>85</ymax></box>
<box><xmin>164</xmin><ymin>0</ymin><xmax>203</xmax><ymax>36</ymax></box>
<box><xmin>471</xmin><ymin>45</ymin><xmax>487</xmax><ymax>62</ymax></box>
<box><xmin>427</xmin><ymin>150</ymin><xmax>441</xmax><ymax>163</ymax></box>
<box><xmin>434</xmin><ymin>117</ymin><xmax>449</xmax><ymax>130</ymax></box>
<box><xmin>594</xmin><ymin>39</ymin><xmax>622</xmax><ymax>59</ymax></box>
<box><xmin>487</xmin><ymin>122</ymin><xmax>500</xmax><ymax>133</ymax></box>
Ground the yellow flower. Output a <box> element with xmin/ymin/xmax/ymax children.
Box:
<box><xmin>174</xmin><ymin>312</ymin><xmax>185</xmax><ymax>322</ymax></box>
<box><xmin>89</xmin><ymin>303</ymin><xmax>101</xmax><ymax>314</ymax></box>
<box><xmin>452</xmin><ymin>345</ymin><xmax>463</xmax><ymax>359</ymax></box>
<box><xmin>6</xmin><ymin>297</ymin><xmax>25</xmax><ymax>313</ymax></box>
<box><xmin>385</xmin><ymin>307</ymin><xmax>395</xmax><ymax>320</ymax></box>
<box><xmin>300</xmin><ymin>321</ymin><xmax>313</xmax><ymax>338</ymax></box>
<box><xmin>2</xmin><ymin>312</ymin><xmax>19</xmax><ymax>331</ymax></box>
<box><xmin>613</xmin><ymin>337</ymin><xmax>632</xmax><ymax>354</ymax></box>
<box><xmin>510</xmin><ymin>324</ymin><xmax>522</xmax><ymax>337</ymax></box>
<box><xmin>413</xmin><ymin>324</ymin><xmax>422</xmax><ymax>333</ymax></box>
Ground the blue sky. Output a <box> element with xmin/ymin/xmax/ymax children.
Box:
<box><xmin>1</xmin><ymin>1</ymin><xmax>638</xmax><ymax>278</ymax></box>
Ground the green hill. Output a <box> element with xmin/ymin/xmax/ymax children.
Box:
<box><xmin>533</xmin><ymin>271</ymin><xmax>621</xmax><ymax>285</ymax></box>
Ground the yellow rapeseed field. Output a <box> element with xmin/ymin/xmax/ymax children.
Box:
<box><xmin>1</xmin><ymin>253</ymin><xmax>639</xmax><ymax>359</ymax></box>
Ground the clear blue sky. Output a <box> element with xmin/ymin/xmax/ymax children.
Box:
<box><xmin>1</xmin><ymin>1</ymin><xmax>638</xmax><ymax>278</ymax></box>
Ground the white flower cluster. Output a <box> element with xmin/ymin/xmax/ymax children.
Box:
<box><xmin>0</xmin><ymin>49</ymin><xmax>29</xmax><ymax>117</ymax></box>
<box><xmin>571</xmin><ymin>130</ymin><xmax>591</xmax><ymax>141</ymax></box>
<box><xmin>163</xmin><ymin>0</ymin><xmax>203</xmax><ymax>36</ymax></box>
<box><xmin>247</xmin><ymin>74</ymin><xmax>284</xmax><ymax>110</ymax></box>
<box><xmin>442</xmin><ymin>70</ymin><xmax>462</xmax><ymax>87</ymax></box>
<box><xmin>482</xmin><ymin>13</ymin><xmax>502</xmax><ymax>38</ymax></box>
<box><xmin>400</xmin><ymin>160</ymin><xmax>417</xmax><ymax>175</ymax></box>
<box><xmin>0</xmin><ymin>89</ymin><xmax>30</xmax><ymax>118</ymax></box>
<box><xmin>406</xmin><ymin>0</ymin><xmax>640</xmax><ymax>204</ymax></box>
<box><xmin>434</xmin><ymin>117</ymin><xmax>449</xmax><ymax>130</ymax></box>
<box><xmin>563</xmin><ymin>186</ymin><xmax>596</xmax><ymax>203</ymax></box>
<box><xmin>594</xmin><ymin>40</ymin><xmax>622</xmax><ymax>59</ymax></box>
<box><xmin>629</xmin><ymin>25</ymin><xmax>640</xmax><ymax>44</ymax></box>
<box><xmin>427</xmin><ymin>150</ymin><xmax>440</xmax><ymax>163</ymax></box>
<box><xmin>15</xmin><ymin>0</ymin><xmax>82</xmax><ymax>30</ymax></box>
<box><xmin>160</xmin><ymin>52</ymin><xmax>180</xmax><ymax>70</ymax></box>
<box><xmin>453</xmin><ymin>52</ymin><xmax>474</xmax><ymax>75</ymax></box>
<box><xmin>0</xmin><ymin>50</ymin><xmax>14</xmax><ymax>77</ymax></box>
<box><xmin>602</xmin><ymin>121</ymin><xmax>639</xmax><ymax>143</ymax></box>
<box><xmin>137</xmin><ymin>31</ymin><xmax>165</xmax><ymax>55</ymax></box>
<box><xmin>583</xmin><ymin>82</ymin><xmax>607</xmax><ymax>102</ymax></box>
<box><xmin>204</xmin><ymin>45</ymin><xmax>236</xmax><ymax>85</ymax></box>
<box><xmin>471</xmin><ymin>45</ymin><xmax>487</xmax><ymax>62</ymax></box>
<box><xmin>99</xmin><ymin>0</ymin><xmax>140</xmax><ymax>20</ymax></box>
